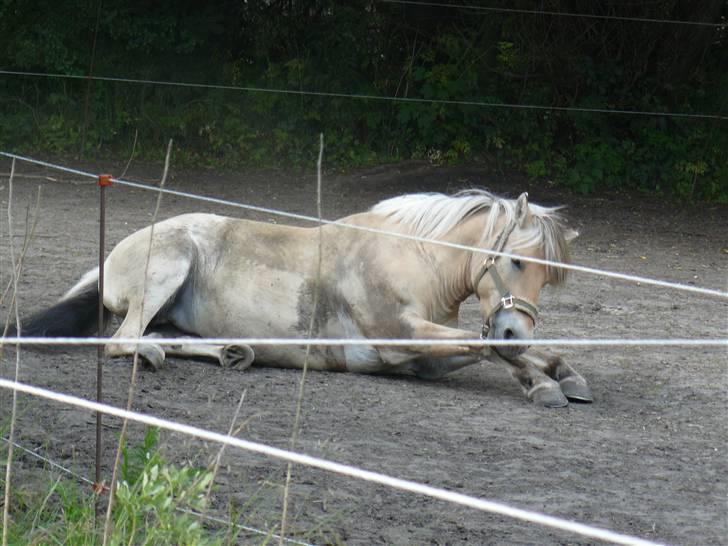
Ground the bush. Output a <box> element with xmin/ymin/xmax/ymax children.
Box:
<box><xmin>0</xmin><ymin>1</ymin><xmax>725</xmax><ymax>201</ymax></box>
<box><xmin>1</xmin><ymin>428</ymin><xmax>222</xmax><ymax>545</ymax></box>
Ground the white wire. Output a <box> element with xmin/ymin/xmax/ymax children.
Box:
<box><xmin>1</xmin><ymin>70</ymin><xmax>725</xmax><ymax>121</ymax></box>
<box><xmin>0</xmin><ymin>436</ymin><xmax>95</xmax><ymax>485</ymax></box>
<box><xmin>175</xmin><ymin>508</ymin><xmax>316</xmax><ymax>546</ymax></box>
<box><xmin>0</xmin><ymin>378</ymin><xmax>666</xmax><ymax>546</ymax></box>
<box><xmin>379</xmin><ymin>0</ymin><xmax>728</xmax><ymax>28</ymax></box>
<box><xmin>0</xmin><ymin>336</ymin><xmax>726</xmax><ymax>348</ymax></box>
<box><xmin>1</xmin><ymin>151</ymin><xmax>727</xmax><ymax>301</ymax></box>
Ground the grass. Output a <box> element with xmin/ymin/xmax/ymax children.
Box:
<box><xmin>0</xmin><ymin>427</ymin><xmax>344</xmax><ymax>545</ymax></box>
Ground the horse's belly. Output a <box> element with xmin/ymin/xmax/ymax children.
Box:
<box><xmin>324</xmin><ymin>311</ymin><xmax>383</xmax><ymax>373</ymax></box>
<box><xmin>176</xmin><ymin>268</ymin><xmax>382</xmax><ymax>372</ymax></box>
<box><xmin>187</xmin><ymin>265</ymin><xmax>301</xmax><ymax>333</ymax></box>
<box><xmin>239</xmin><ymin>313</ymin><xmax>385</xmax><ymax>373</ymax></box>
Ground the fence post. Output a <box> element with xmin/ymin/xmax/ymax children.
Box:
<box><xmin>95</xmin><ymin>174</ymin><xmax>112</xmax><ymax>492</ymax></box>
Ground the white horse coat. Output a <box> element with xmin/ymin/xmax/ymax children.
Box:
<box><xmin>23</xmin><ymin>190</ymin><xmax>592</xmax><ymax>406</ymax></box>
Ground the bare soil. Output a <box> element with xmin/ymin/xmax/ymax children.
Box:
<box><xmin>1</xmin><ymin>158</ymin><xmax>726</xmax><ymax>545</ymax></box>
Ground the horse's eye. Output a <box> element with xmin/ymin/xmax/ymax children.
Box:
<box><xmin>511</xmin><ymin>258</ymin><xmax>523</xmax><ymax>270</ymax></box>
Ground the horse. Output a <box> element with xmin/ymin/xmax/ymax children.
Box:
<box><xmin>18</xmin><ymin>189</ymin><xmax>592</xmax><ymax>407</ymax></box>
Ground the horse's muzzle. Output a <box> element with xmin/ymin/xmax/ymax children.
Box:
<box><xmin>489</xmin><ymin>309</ymin><xmax>533</xmax><ymax>359</ymax></box>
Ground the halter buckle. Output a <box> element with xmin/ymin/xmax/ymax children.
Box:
<box><xmin>501</xmin><ymin>294</ymin><xmax>515</xmax><ymax>310</ymax></box>
<box><xmin>480</xmin><ymin>323</ymin><xmax>490</xmax><ymax>339</ymax></box>
<box><xmin>483</xmin><ymin>256</ymin><xmax>496</xmax><ymax>270</ymax></box>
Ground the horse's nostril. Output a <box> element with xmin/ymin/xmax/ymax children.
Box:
<box><xmin>504</xmin><ymin>328</ymin><xmax>515</xmax><ymax>340</ymax></box>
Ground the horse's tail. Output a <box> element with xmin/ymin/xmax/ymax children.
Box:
<box><xmin>7</xmin><ymin>267</ymin><xmax>107</xmax><ymax>337</ymax></box>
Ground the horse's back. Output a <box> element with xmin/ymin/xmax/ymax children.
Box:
<box><xmin>102</xmin><ymin>210</ymin><xmax>412</xmax><ymax>372</ymax></box>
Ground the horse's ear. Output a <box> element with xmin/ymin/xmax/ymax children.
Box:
<box><xmin>564</xmin><ymin>228</ymin><xmax>579</xmax><ymax>243</ymax></box>
<box><xmin>515</xmin><ymin>192</ymin><xmax>531</xmax><ymax>226</ymax></box>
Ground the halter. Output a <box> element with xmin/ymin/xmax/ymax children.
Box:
<box><xmin>473</xmin><ymin>218</ymin><xmax>539</xmax><ymax>339</ymax></box>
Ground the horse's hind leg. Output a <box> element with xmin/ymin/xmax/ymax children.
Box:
<box><xmin>147</xmin><ymin>333</ymin><xmax>255</xmax><ymax>370</ymax></box>
<box><xmin>105</xmin><ymin>269</ymin><xmax>190</xmax><ymax>371</ymax></box>
<box><xmin>520</xmin><ymin>350</ymin><xmax>593</xmax><ymax>403</ymax></box>
<box><xmin>106</xmin><ymin>301</ymin><xmax>169</xmax><ymax>370</ymax></box>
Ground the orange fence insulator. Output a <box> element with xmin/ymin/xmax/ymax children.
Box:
<box><xmin>98</xmin><ymin>174</ymin><xmax>113</xmax><ymax>187</ymax></box>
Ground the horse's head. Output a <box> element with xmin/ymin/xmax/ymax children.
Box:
<box><xmin>472</xmin><ymin>192</ymin><xmax>578</xmax><ymax>358</ymax></box>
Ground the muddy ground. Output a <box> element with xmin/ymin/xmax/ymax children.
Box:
<box><xmin>0</xmin><ymin>158</ymin><xmax>726</xmax><ymax>545</ymax></box>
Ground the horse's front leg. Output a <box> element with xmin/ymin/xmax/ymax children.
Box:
<box><xmin>517</xmin><ymin>349</ymin><xmax>593</xmax><ymax>403</ymax></box>
<box><xmin>392</xmin><ymin>312</ymin><xmax>487</xmax><ymax>359</ymax></box>
<box><xmin>409</xmin><ymin>355</ymin><xmax>483</xmax><ymax>380</ymax></box>
<box><xmin>488</xmin><ymin>351</ymin><xmax>569</xmax><ymax>408</ymax></box>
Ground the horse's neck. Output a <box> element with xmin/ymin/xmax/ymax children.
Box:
<box><xmin>355</xmin><ymin>209</ymin><xmax>493</xmax><ymax>314</ymax></box>
<box><xmin>425</xmin><ymin>214</ymin><xmax>489</xmax><ymax>311</ymax></box>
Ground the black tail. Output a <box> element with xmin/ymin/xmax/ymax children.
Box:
<box><xmin>7</xmin><ymin>286</ymin><xmax>105</xmax><ymax>337</ymax></box>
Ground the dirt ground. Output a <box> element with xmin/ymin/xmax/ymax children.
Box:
<box><xmin>1</xmin><ymin>157</ymin><xmax>726</xmax><ymax>545</ymax></box>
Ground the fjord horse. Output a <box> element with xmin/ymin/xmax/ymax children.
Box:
<box><xmin>20</xmin><ymin>190</ymin><xmax>591</xmax><ymax>407</ymax></box>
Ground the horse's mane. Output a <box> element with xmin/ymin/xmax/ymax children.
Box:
<box><xmin>371</xmin><ymin>189</ymin><xmax>571</xmax><ymax>284</ymax></box>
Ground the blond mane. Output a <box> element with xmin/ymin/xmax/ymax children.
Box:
<box><xmin>371</xmin><ymin>190</ymin><xmax>572</xmax><ymax>284</ymax></box>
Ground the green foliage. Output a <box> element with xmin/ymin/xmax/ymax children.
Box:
<box><xmin>113</xmin><ymin>427</ymin><xmax>217</xmax><ymax>545</ymax></box>
<box><xmin>121</xmin><ymin>423</ymin><xmax>161</xmax><ymax>485</ymax></box>
<box><xmin>1</xmin><ymin>427</ymin><xmax>344</xmax><ymax>544</ymax></box>
<box><xmin>0</xmin><ymin>0</ymin><xmax>726</xmax><ymax>200</ymax></box>
<box><xmin>0</xmin><ymin>427</ymin><xmax>223</xmax><ymax>545</ymax></box>
<box><xmin>113</xmin><ymin>459</ymin><xmax>214</xmax><ymax>545</ymax></box>
<box><xmin>0</xmin><ymin>473</ymin><xmax>98</xmax><ymax>544</ymax></box>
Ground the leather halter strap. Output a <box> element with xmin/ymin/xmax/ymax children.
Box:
<box><xmin>473</xmin><ymin>219</ymin><xmax>539</xmax><ymax>338</ymax></box>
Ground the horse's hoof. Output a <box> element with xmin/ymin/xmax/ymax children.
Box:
<box><xmin>220</xmin><ymin>345</ymin><xmax>255</xmax><ymax>369</ymax></box>
<box><xmin>529</xmin><ymin>384</ymin><xmax>569</xmax><ymax>408</ymax></box>
<box><xmin>559</xmin><ymin>377</ymin><xmax>594</xmax><ymax>403</ymax></box>
<box><xmin>138</xmin><ymin>344</ymin><xmax>166</xmax><ymax>371</ymax></box>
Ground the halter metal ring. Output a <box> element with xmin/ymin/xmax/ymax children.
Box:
<box><xmin>483</xmin><ymin>256</ymin><xmax>496</xmax><ymax>269</ymax></box>
<box><xmin>501</xmin><ymin>294</ymin><xmax>515</xmax><ymax>309</ymax></box>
